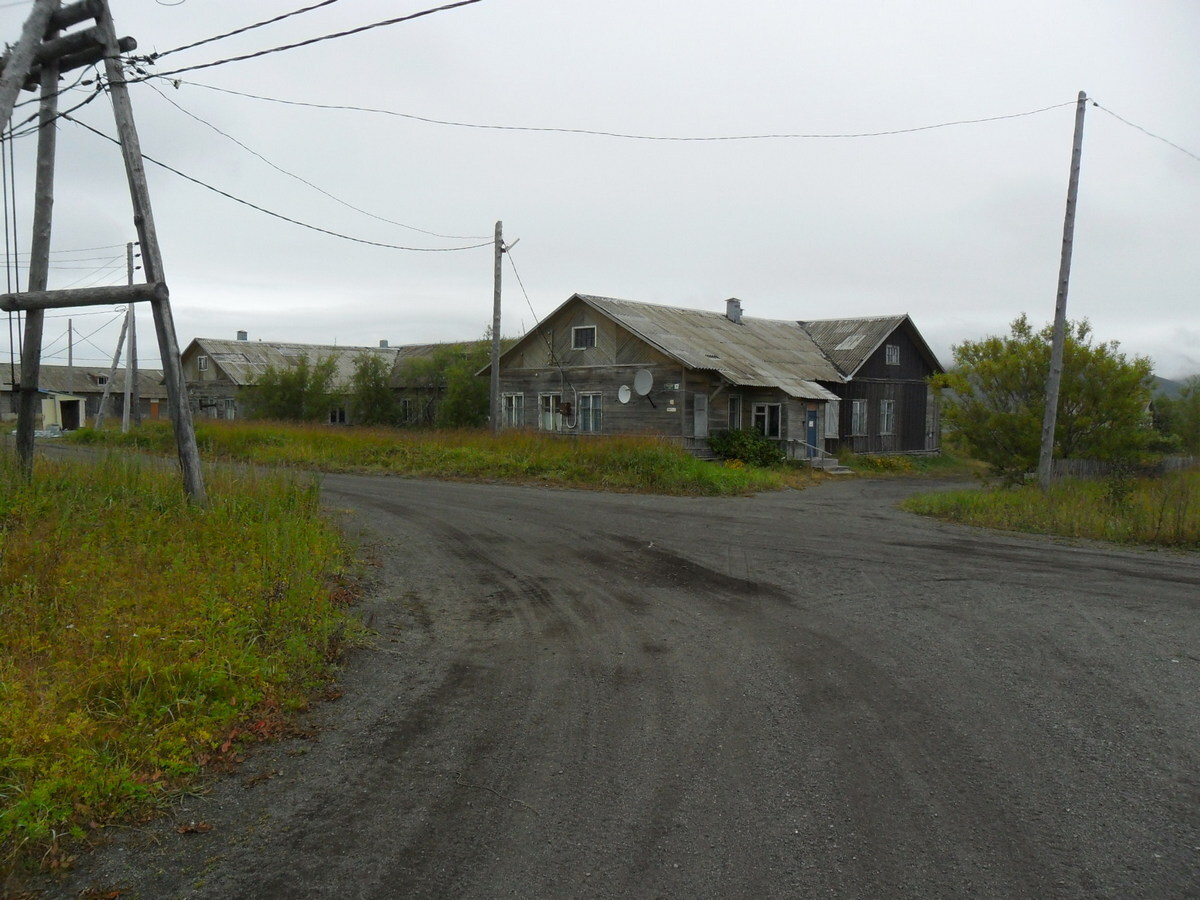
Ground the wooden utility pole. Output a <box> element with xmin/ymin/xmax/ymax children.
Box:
<box><xmin>127</xmin><ymin>242</ymin><xmax>140</xmax><ymax>426</ymax></box>
<box><xmin>93</xmin><ymin>308</ymin><xmax>127</xmax><ymax>429</ymax></box>
<box><xmin>1037</xmin><ymin>91</ymin><xmax>1088</xmax><ymax>490</ymax></box>
<box><xmin>3</xmin><ymin>0</ymin><xmax>206</xmax><ymax>503</ymax></box>
<box><xmin>14</xmin><ymin>4</ymin><xmax>60</xmax><ymax>473</ymax></box>
<box><xmin>490</xmin><ymin>220</ymin><xmax>502</xmax><ymax>433</ymax></box>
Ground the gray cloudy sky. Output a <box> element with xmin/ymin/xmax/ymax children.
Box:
<box><xmin>2</xmin><ymin>0</ymin><xmax>1198</xmax><ymax>378</ymax></box>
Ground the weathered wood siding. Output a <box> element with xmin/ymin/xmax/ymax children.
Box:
<box><xmin>823</xmin><ymin>324</ymin><xmax>939</xmax><ymax>454</ymax></box>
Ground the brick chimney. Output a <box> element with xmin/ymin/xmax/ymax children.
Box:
<box><xmin>379</xmin><ymin>340</ymin><xmax>389</xmax><ymax>348</ymax></box>
<box><xmin>236</xmin><ymin>330</ymin><xmax>248</xmax><ymax>341</ymax></box>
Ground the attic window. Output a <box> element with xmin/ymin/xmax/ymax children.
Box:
<box><xmin>885</xmin><ymin>344</ymin><xmax>900</xmax><ymax>366</ymax></box>
<box><xmin>198</xmin><ymin>356</ymin><xmax>209</xmax><ymax>371</ymax></box>
<box><xmin>95</xmin><ymin>374</ymin><xmax>109</xmax><ymax>386</ymax></box>
<box><xmin>572</xmin><ymin>326</ymin><xmax>596</xmax><ymax>350</ymax></box>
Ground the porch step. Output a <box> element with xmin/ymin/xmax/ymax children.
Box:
<box><xmin>808</xmin><ymin>457</ymin><xmax>853</xmax><ymax>475</ymax></box>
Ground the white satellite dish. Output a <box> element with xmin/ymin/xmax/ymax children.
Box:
<box><xmin>618</xmin><ymin>384</ymin><xmax>632</xmax><ymax>404</ymax></box>
<box><xmin>633</xmin><ymin>369</ymin><xmax>653</xmax><ymax>396</ymax></box>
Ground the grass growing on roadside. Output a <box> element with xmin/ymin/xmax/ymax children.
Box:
<box><xmin>839</xmin><ymin>451</ymin><xmax>980</xmax><ymax>477</ymax></box>
<box><xmin>70</xmin><ymin>422</ymin><xmax>789</xmax><ymax>496</ymax></box>
<box><xmin>0</xmin><ymin>452</ymin><xmax>354</xmax><ymax>878</ymax></box>
<box><xmin>902</xmin><ymin>468</ymin><xmax>1200</xmax><ymax>548</ymax></box>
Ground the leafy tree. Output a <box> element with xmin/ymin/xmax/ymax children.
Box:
<box><xmin>246</xmin><ymin>354</ymin><xmax>340</xmax><ymax>422</ymax></box>
<box><xmin>1154</xmin><ymin>375</ymin><xmax>1200</xmax><ymax>455</ymax></box>
<box><xmin>348</xmin><ymin>352</ymin><xmax>398</xmax><ymax>426</ymax></box>
<box><xmin>932</xmin><ymin>315</ymin><xmax>1155</xmax><ymax>480</ymax></box>
<box><xmin>397</xmin><ymin>333</ymin><xmax>508</xmax><ymax>428</ymax></box>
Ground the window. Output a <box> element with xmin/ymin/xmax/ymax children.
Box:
<box><xmin>400</xmin><ymin>398</ymin><xmax>414</xmax><ymax>424</ymax></box>
<box><xmin>197</xmin><ymin>355</ymin><xmax>209</xmax><ymax>372</ymax></box>
<box><xmin>572</xmin><ymin>325</ymin><xmax>596</xmax><ymax>350</ymax></box>
<box><xmin>851</xmin><ymin>399</ymin><xmax>868</xmax><ymax>435</ymax></box>
<box><xmin>885</xmin><ymin>344</ymin><xmax>900</xmax><ymax>366</ymax></box>
<box><xmin>224</xmin><ymin>398</ymin><xmax>236</xmax><ymax>419</ymax></box>
<box><xmin>503</xmin><ymin>392</ymin><xmax>524</xmax><ymax>427</ymax></box>
<box><xmin>824</xmin><ymin>399</ymin><xmax>840</xmax><ymax>439</ymax></box>
<box><xmin>752</xmin><ymin>402</ymin><xmax>781</xmax><ymax>439</ymax></box>
<box><xmin>539</xmin><ymin>393</ymin><xmax>563</xmax><ymax>431</ymax></box>
<box><xmin>879</xmin><ymin>399</ymin><xmax>895</xmax><ymax>435</ymax></box>
<box><xmin>329</xmin><ymin>407</ymin><xmax>347</xmax><ymax>425</ymax></box>
<box><xmin>579</xmin><ymin>393</ymin><xmax>602</xmax><ymax>433</ymax></box>
<box><xmin>728</xmin><ymin>395</ymin><xmax>742</xmax><ymax>430</ymax></box>
<box><xmin>95</xmin><ymin>374</ymin><xmax>109</xmax><ymax>386</ymax></box>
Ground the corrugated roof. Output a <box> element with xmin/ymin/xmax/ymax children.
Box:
<box><xmin>0</xmin><ymin>364</ymin><xmax>168</xmax><ymax>397</ymax></box>
<box><xmin>578</xmin><ymin>295</ymin><xmax>842</xmax><ymax>401</ymax></box>
<box><xmin>190</xmin><ymin>339</ymin><xmax>404</xmax><ymax>388</ymax></box>
<box><xmin>801</xmin><ymin>314</ymin><xmax>943</xmax><ymax>375</ymax></box>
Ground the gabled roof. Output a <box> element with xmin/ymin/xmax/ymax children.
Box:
<box><xmin>185</xmin><ymin>338</ymin><xmax>402</xmax><ymax>388</ymax></box>
<box><xmin>0</xmin><ymin>364</ymin><xmax>168</xmax><ymax>397</ymax></box>
<box><xmin>557</xmin><ymin>294</ymin><xmax>843</xmax><ymax>401</ymax></box>
<box><xmin>801</xmin><ymin>314</ymin><xmax>944</xmax><ymax>376</ymax></box>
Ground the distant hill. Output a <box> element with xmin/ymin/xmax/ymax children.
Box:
<box><xmin>1152</xmin><ymin>375</ymin><xmax>1193</xmax><ymax>399</ymax></box>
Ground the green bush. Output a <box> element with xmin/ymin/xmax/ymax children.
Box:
<box><xmin>708</xmin><ymin>428</ymin><xmax>785</xmax><ymax>467</ymax></box>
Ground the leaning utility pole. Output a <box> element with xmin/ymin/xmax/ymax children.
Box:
<box><xmin>1037</xmin><ymin>91</ymin><xmax>1088</xmax><ymax>491</ymax></box>
<box><xmin>490</xmin><ymin>220</ymin><xmax>503</xmax><ymax>434</ymax></box>
<box><xmin>0</xmin><ymin>0</ymin><xmax>206</xmax><ymax>504</ymax></box>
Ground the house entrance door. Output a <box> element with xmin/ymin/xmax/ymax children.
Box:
<box><xmin>806</xmin><ymin>409</ymin><xmax>819</xmax><ymax>457</ymax></box>
<box><xmin>693</xmin><ymin>393</ymin><xmax>708</xmax><ymax>438</ymax></box>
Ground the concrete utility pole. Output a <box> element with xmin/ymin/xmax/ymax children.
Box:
<box><xmin>490</xmin><ymin>220</ymin><xmax>502</xmax><ymax>434</ymax></box>
<box><xmin>1037</xmin><ymin>91</ymin><xmax>1088</xmax><ymax>491</ymax></box>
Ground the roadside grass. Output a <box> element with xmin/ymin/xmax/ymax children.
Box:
<box><xmin>902</xmin><ymin>468</ymin><xmax>1200</xmax><ymax>548</ymax></box>
<box><xmin>69</xmin><ymin>422</ymin><xmax>790</xmax><ymax>496</ymax></box>
<box><xmin>839</xmin><ymin>450</ymin><xmax>981</xmax><ymax>478</ymax></box>
<box><xmin>0</xmin><ymin>452</ymin><xmax>356</xmax><ymax>879</ymax></box>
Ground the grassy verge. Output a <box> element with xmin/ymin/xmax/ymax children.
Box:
<box><xmin>839</xmin><ymin>451</ymin><xmax>981</xmax><ymax>477</ymax></box>
<box><xmin>0</xmin><ymin>452</ymin><xmax>355</xmax><ymax>879</ymax></box>
<box><xmin>68</xmin><ymin>422</ymin><xmax>792</xmax><ymax>496</ymax></box>
<box><xmin>902</xmin><ymin>468</ymin><xmax>1200</xmax><ymax>548</ymax></box>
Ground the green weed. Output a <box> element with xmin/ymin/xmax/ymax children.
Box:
<box><xmin>0</xmin><ymin>452</ymin><xmax>355</xmax><ymax>879</ymax></box>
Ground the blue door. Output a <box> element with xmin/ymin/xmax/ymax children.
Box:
<box><xmin>806</xmin><ymin>409</ymin><xmax>819</xmax><ymax>457</ymax></box>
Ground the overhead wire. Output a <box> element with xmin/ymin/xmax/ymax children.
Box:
<box><xmin>163</xmin><ymin>80</ymin><xmax>1082</xmax><ymax>142</ymax></box>
<box><xmin>65</xmin><ymin>114</ymin><xmax>492</xmax><ymax>252</ymax></box>
<box><xmin>139</xmin><ymin>79</ymin><xmax>490</xmax><ymax>240</ymax></box>
<box><xmin>129</xmin><ymin>0</ymin><xmax>487</xmax><ymax>81</ymax></box>
<box><xmin>148</xmin><ymin>0</ymin><xmax>346</xmax><ymax>60</ymax></box>
<box><xmin>1091</xmin><ymin>102</ymin><xmax>1200</xmax><ymax>164</ymax></box>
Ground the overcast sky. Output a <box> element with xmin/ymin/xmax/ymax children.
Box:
<box><xmin>2</xmin><ymin>0</ymin><xmax>1197</xmax><ymax>379</ymax></box>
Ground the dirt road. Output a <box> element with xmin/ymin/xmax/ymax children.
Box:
<box><xmin>42</xmin><ymin>475</ymin><xmax>1200</xmax><ymax>898</ymax></box>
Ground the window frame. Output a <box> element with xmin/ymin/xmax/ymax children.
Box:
<box><xmin>752</xmin><ymin>402</ymin><xmax>782</xmax><ymax>439</ymax></box>
<box><xmin>572</xmin><ymin>325</ymin><xmax>597</xmax><ymax>351</ymax></box>
<box><xmin>851</xmin><ymin>398</ymin><xmax>869</xmax><ymax>436</ymax></box>
<box><xmin>502</xmin><ymin>392</ymin><xmax>524</xmax><ymax>427</ymax></box>
<box><xmin>197</xmin><ymin>355</ymin><xmax>209</xmax><ymax>372</ymax></box>
<box><xmin>578</xmin><ymin>392</ymin><xmax>602</xmax><ymax>433</ymax></box>
<box><xmin>539</xmin><ymin>392</ymin><xmax>564</xmax><ymax>432</ymax></box>
<box><xmin>824</xmin><ymin>398</ymin><xmax>840</xmax><ymax>439</ymax></box>
<box><xmin>885</xmin><ymin>344</ymin><xmax>900</xmax><ymax>366</ymax></box>
<box><xmin>728</xmin><ymin>395</ymin><xmax>742</xmax><ymax>430</ymax></box>
<box><xmin>879</xmin><ymin>398</ymin><xmax>895</xmax><ymax>436</ymax></box>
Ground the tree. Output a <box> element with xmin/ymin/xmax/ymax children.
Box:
<box><xmin>245</xmin><ymin>354</ymin><xmax>340</xmax><ymax>422</ymax></box>
<box><xmin>397</xmin><ymin>336</ymin><xmax>497</xmax><ymax>428</ymax></box>
<box><xmin>1154</xmin><ymin>375</ymin><xmax>1200</xmax><ymax>455</ymax></box>
<box><xmin>348</xmin><ymin>352</ymin><xmax>398</xmax><ymax>426</ymax></box>
<box><xmin>932</xmin><ymin>315</ymin><xmax>1155</xmax><ymax>480</ymax></box>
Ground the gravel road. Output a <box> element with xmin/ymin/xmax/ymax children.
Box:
<box><xmin>36</xmin><ymin>474</ymin><xmax>1200</xmax><ymax>899</ymax></box>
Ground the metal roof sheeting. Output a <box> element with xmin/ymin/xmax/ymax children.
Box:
<box><xmin>0</xmin><ymin>363</ymin><xmax>168</xmax><ymax>397</ymax></box>
<box><xmin>801</xmin><ymin>314</ymin><xmax>943</xmax><ymax>375</ymax></box>
<box><xmin>189</xmin><ymin>339</ymin><xmax>405</xmax><ymax>388</ymax></box>
<box><xmin>577</xmin><ymin>295</ymin><xmax>842</xmax><ymax>400</ymax></box>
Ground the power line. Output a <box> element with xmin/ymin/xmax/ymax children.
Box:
<box><xmin>166</xmin><ymin>80</ymin><xmax>1081</xmax><ymax>142</ymax></box>
<box><xmin>1092</xmin><ymin>102</ymin><xmax>1200</xmax><ymax>164</ymax></box>
<box><xmin>139</xmin><ymin>79</ymin><xmax>490</xmax><ymax>240</ymax></box>
<box><xmin>131</xmin><ymin>0</ymin><xmax>487</xmax><ymax>81</ymax></box>
<box><xmin>149</xmin><ymin>0</ymin><xmax>346</xmax><ymax>60</ymax></box>
<box><xmin>65</xmin><ymin>114</ymin><xmax>493</xmax><ymax>253</ymax></box>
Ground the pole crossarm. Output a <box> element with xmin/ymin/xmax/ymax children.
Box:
<box><xmin>0</xmin><ymin>281</ymin><xmax>168</xmax><ymax>312</ymax></box>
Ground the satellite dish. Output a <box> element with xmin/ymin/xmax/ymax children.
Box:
<box><xmin>633</xmin><ymin>369</ymin><xmax>653</xmax><ymax>396</ymax></box>
<box><xmin>618</xmin><ymin>384</ymin><xmax>632</xmax><ymax>404</ymax></box>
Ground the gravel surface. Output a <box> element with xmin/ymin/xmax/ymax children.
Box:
<box><xmin>30</xmin><ymin>474</ymin><xmax>1200</xmax><ymax>899</ymax></box>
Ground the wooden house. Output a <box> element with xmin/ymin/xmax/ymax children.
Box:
<box><xmin>1</xmin><ymin>363</ymin><xmax>167</xmax><ymax>429</ymax></box>
<box><xmin>802</xmin><ymin>315</ymin><xmax>944</xmax><ymax>454</ymax></box>
<box><xmin>489</xmin><ymin>294</ymin><xmax>943</xmax><ymax>457</ymax></box>
<box><xmin>181</xmin><ymin>333</ymin><xmax>471</xmax><ymax>425</ymax></box>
